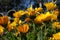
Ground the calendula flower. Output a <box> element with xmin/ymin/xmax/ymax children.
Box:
<box><xmin>52</xmin><ymin>22</ymin><xmax>60</xmax><ymax>29</ymax></box>
<box><xmin>7</xmin><ymin>22</ymin><xmax>17</xmax><ymax>31</ymax></box>
<box><xmin>0</xmin><ymin>16</ymin><xmax>8</xmax><ymax>25</ymax></box>
<box><xmin>17</xmin><ymin>24</ymin><xmax>29</xmax><ymax>33</ymax></box>
<box><xmin>44</xmin><ymin>2</ymin><xmax>57</xmax><ymax>10</ymax></box>
<box><xmin>0</xmin><ymin>25</ymin><xmax>4</xmax><ymax>35</ymax></box>
<box><xmin>49</xmin><ymin>32</ymin><xmax>60</xmax><ymax>40</ymax></box>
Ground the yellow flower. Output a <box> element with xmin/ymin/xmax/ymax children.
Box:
<box><xmin>27</xmin><ymin>5</ymin><xmax>33</xmax><ymax>12</ymax></box>
<box><xmin>19</xmin><ymin>20</ymin><xmax>22</xmax><ymax>25</ymax></box>
<box><xmin>49</xmin><ymin>32</ymin><xmax>60</xmax><ymax>40</ymax></box>
<box><xmin>14</xmin><ymin>18</ymin><xmax>19</xmax><ymax>23</ymax></box>
<box><xmin>52</xmin><ymin>9</ymin><xmax>59</xmax><ymax>16</ymax></box>
<box><xmin>7</xmin><ymin>22</ymin><xmax>17</xmax><ymax>31</ymax></box>
<box><xmin>51</xmin><ymin>14</ymin><xmax>57</xmax><ymax>21</ymax></box>
<box><xmin>52</xmin><ymin>22</ymin><xmax>60</xmax><ymax>29</ymax></box>
<box><xmin>44</xmin><ymin>2</ymin><xmax>57</xmax><ymax>10</ymax></box>
<box><xmin>0</xmin><ymin>25</ymin><xmax>4</xmax><ymax>35</ymax></box>
<box><xmin>35</xmin><ymin>7</ymin><xmax>43</xmax><ymax>12</ymax></box>
<box><xmin>13</xmin><ymin>10</ymin><xmax>25</xmax><ymax>18</ymax></box>
<box><xmin>44</xmin><ymin>12</ymin><xmax>52</xmax><ymax>21</ymax></box>
<box><xmin>17</xmin><ymin>24</ymin><xmax>29</xmax><ymax>33</ymax></box>
<box><xmin>26</xmin><ymin>5</ymin><xmax>36</xmax><ymax>16</ymax></box>
<box><xmin>34</xmin><ymin>14</ymin><xmax>45</xmax><ymax>23</ymax></box>
<box><xmin>13</xmin><ymin>12</ymin><xmax>21</xmax><ymax>18</ymax></box>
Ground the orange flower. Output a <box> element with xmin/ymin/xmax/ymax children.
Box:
<box><xmin>0</xmin><ymin>16</ymin><xmax>8</xmax><ymax>25</ymax></box>
<box><xmin>17</xmin><ymin>24</ymin><xmax>29</xmax><ymax>33</ymax></box>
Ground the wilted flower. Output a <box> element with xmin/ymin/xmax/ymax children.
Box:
<box><xmin>17</xmin><ymin>24</ymin><xmax>29</xmax><ymax>33</ymax></box>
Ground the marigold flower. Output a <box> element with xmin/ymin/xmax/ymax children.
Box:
<box><xmin>26</xmin><ymin>5</ymin><xmax>36</xmax><ymax>16</ymax></box>
<box><xmin>52</xmin><ymin>10</ymin><xmax>59</xmax><ymax>16</ymax></box>
<box><xmin>34</xmin><ymin>12</ymin><xmax>52</xmax><ymax>23</ymax></box>
<box><xmin>34</xmin><ymin>14</ymin><xmax>45</xmax><ymax>23</ymax></box>
<box><xmin>0</xmin><ymin>16</ymin><xmax>8</xmax><ymax>25</ymax></box>
<box><xmin>0</xmin><ymin>25</ymin><xmax>4</xmax><ymax>35</ymax></box>
<box><xmin>35</xmin><ymin>7</ymin><xmax>43</xmax><ymax>12</ymax></box>
<box><xmin>13</xmin><ymin>12</ymin><xmax>21</xmax><ymax>18</ymax></box>
<box><xmin>49</xmin><ymin>32</ymin><xmax>60</xmax><ymax>40</ymax></box>
<box><xmin>44</xmin><ymin>12</ymin><xmax>52</xmax><ymax>21</ymax></box>
<box><xmin>44</xmin><ymin>2</ymin><xmax>57</xmax><ymax>10</ymax></box>
<box><xmin>7</xmin><ymin>22</ymin><xmax>17</xmax><ymax>31</ymax></box>
<box><xmin>14</xmin><ymin>18</ymin><xmax>19</xmax><ymax>23</ymax></box>
<box><xmin>52</xmin><ymin>22</ymin><xmax>60</xmax><ymax>29</ymax></box>
<box><xmin>51</xmin><ymin>14</ymin><xmax>57</xmax><ymax>21</ymax></box>
<box><xmin>17</xmin><ymin>24</ymin><xmax>29</xmax><ymax>33</ymax></box>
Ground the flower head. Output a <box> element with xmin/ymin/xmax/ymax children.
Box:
<box><xmin>17</xmin><ymin>24</ymin><xmax>29</xmax><ymax>33</ymax></box>
<box><xmin>52</xmin><ymin>22</ymin><xmax>60</xmax><ymax>29</ymax></box>
<box><xmin>44</xmin><ymin>2</ymin><xmax>57</xmax><ymax>10</ymax></box>
<box><xmin>0</xmin><ymin>25</ymin><xmax>4</xmax><ymax>35</ymax></box>
<box><xmin>49</xmin><ymin>32</ymin><xmax>60</xmax><ymax>40</ymax></box>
